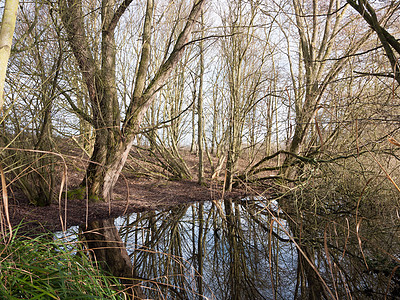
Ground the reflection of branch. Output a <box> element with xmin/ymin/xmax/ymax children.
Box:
<box><xmin>245</xmin><ymin>205</ymin><xmax>291</xmax><ymax>243</ymax></box>
<box><xmin>367</xmin><ymin>147</ymin><xmax>400</xmax><ymax>193</ymax></box>
<box><xmin>247</xmin><ymin>203</ymin><xmax>364</xmax><ymax>263</ymax></box>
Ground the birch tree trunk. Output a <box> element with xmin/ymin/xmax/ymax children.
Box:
<box><xmin>0</xmin><ymin>0</ymin><xmax>19</xmax><ymax>112</ymax></box>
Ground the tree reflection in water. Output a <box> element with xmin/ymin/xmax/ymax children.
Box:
<box><xmin>77</xmin><ymin>196</ymin><xmax>400</xmax><ymax>299</ymax></box>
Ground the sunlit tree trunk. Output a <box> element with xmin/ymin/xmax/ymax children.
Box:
<box><xmin>0</xmin><ymin>0</ymin><xmax>18</xmax><ymax>235</ymax></box>
<box><xmin>197</xmin><ymin>11</ymin><xmax>205</xmax><ymax>185</ymax></box>
<box><xmin>0</xmin><ymin>0</ymin><xmax>19</xmax><ymax>112</ymax></box>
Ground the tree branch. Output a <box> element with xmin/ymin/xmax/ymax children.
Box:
<box><xmin>58</xmin><ymin>88</ymin><xmax>94</xmax><ymax>125</ymax></box>
<box><xmin>124</xmin><ymin>0</ymin><xmax>206</xmax><ymax>130</ymax></box>
<box><xmin>107</xmin><ymin>0</ymin><xmax>135</xmax><ymax>33</ymax></box>
<box><xmin>346</xmin><ymin>0</ymin><xmax>400</xmax><ymax>84</ymax></box>
<box><xmin>354</xmin><ymin>70</ymin><xmax>395</xmax><ymax>79</ymax></box>
<box><xmin>139</xmin><ymin>100</ymin><xmax>194</xmax><ymax>134</ymax></box>
<box><xmin>142</xmin><ymin>0</ymin><xmax>206</xmax><ymax>102</ymax></box>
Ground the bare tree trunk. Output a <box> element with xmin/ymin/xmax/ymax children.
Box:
<box><xmin>0</xmin><ymin>0</ymin><xmax>19</xmax><ymax>111</ymax></box>
<box><xmin>197</xmin><ymin>11</ymin><xmax>205</xmax><ymax>185</ymax></box>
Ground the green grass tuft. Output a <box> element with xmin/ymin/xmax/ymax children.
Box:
<box><xmin>0</xmin><ymin>225</ymin><xmax>125</xmax><ymax>299</ymax></box>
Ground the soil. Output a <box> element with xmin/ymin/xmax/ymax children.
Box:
<box><xmin>7</xmin><ymin>144</ymin><xmax>268</xmax><ymax>235</ymax></box>
<box><xmin>9</xmin><ymin>177</ymin><xmax>247</xmax><ymax>235</ymax></box>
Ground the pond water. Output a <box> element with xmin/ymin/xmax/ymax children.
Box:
<box><xmin>58</xmin><ymin>197</ymin><xmax>400</xmax><ymax>299</ymax></box>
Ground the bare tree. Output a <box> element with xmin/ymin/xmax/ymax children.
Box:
<box><xmin>59</xmin><ymin>0</ymin><xmax>206</xmax><ymax>201</ymax></box>
<box><xmin>4</xmin><ymin>3</ymin><xmax>65</xmax><ymax>206</ymax></box>
<box><xmin>197</xmin><ymin>10</ymin><xmax>205</xmax><ymax>185</ymax></box>
<box><xmin>221</xmin><ymin>0</ymin><xmax>272</xmax><ymax>190</ymax></box>
<box><xmin>280</xmin><ymin>0</ymin><xmax>372</xmax><ymax>179</ymax></box>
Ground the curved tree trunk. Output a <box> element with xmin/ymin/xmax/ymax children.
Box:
<box><xmin>60</xmin><ymin>0</ymin><xmax>206</xmax><ymax>201</ymax></box>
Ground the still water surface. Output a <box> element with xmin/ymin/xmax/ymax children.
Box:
<box><xmin>59</xmin><ymin>197</ymin><xmax>400</xmax><ymax>299</ymax></box>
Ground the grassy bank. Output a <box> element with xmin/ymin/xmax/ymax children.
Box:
<box><xmin>0</xmin><ymin>225</ymin><xmax>124</xmax><ymax>299</ymax></box>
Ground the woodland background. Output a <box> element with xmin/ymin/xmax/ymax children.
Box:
<box><xmin>0</xmin><ymin>0</ymin><xmax>400</xmax><ymax>299</ymax></box>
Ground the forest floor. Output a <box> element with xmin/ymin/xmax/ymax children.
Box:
<box><xmin>8</xmin><ymin>143</ymin><xmax>271</xmax><ymax>234</ymax></box>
